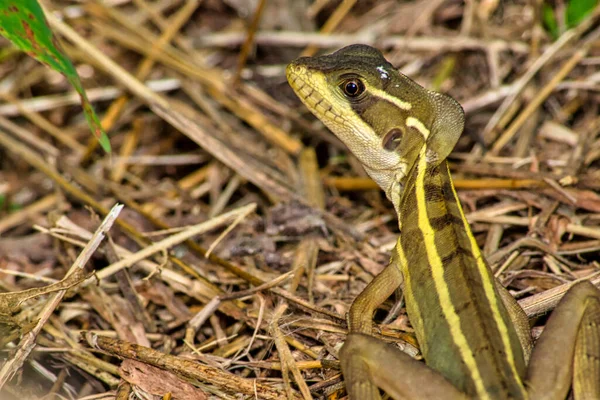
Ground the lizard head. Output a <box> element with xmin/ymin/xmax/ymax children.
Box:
<box><xmin>287</xmin><ymin>44</ymin><xmax>465</xmax><ymax>208</ymax></box>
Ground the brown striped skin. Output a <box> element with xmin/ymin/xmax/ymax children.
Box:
<box><xmin>399</xmin><ymin>159</ymin><xmax>526</xmax><ymax>397</ymax></box>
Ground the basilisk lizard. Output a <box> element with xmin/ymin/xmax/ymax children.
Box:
<box><xmin>286</xmin><ymin>44</ymin><xmax>600</xmax><ymax>400</ymax></box>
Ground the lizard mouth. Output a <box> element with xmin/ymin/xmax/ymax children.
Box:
<box><xmin>286</xmin><ymin>65</ymin><xmax>337</xmax><ymax>124</ymax></box>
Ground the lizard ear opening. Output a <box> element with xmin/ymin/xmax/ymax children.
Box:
<box><xmin>427</xmin><ymin>92</ymin><xmax>465</xmax><ymax>165</ymax></box>
<box><xmin>382</xmin><ymin>128</ymin><xmax>403</xmax><ymax>152</ymax></box>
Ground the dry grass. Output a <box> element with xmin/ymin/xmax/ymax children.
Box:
<box><xmin>1</xmin><ymin>1</ymin><xmax>600</xmax><ymax>399</ymax></box>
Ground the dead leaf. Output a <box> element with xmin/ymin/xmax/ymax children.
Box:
<box><xmin>120</xmin><ymin>360</ymin><xmax>207</xmax><ymax>400</ymax></box>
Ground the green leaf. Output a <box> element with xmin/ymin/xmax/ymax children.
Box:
<box><xmin>566</xmin><ymin>0</ymin><xmax>598</xmax><ymax>27</ymax></box>
<box><xmin>542</xmin><ymin>3</ymin><xmax>559</xmax><ymax>40</ymax></box>
<box><xmin>0</xmin><ymin>0</ymin><xmax>111</xmax><ymax>153</ymax></box>
<box><xmin>0</xmin><ymin>196</ymin><xmax>23</xmax><ymax>212</ymax></box>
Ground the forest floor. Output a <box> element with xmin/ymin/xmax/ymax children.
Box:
<box><xmin>1</xmin><ymin>1</ymin><xmax>600</xmax><ymax>399</ymax></box>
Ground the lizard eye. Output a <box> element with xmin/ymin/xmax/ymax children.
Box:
<box><xmin>340</xmin><ymin>79</ymin><xmax>365</xmax><ymax>98</ymax></box>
